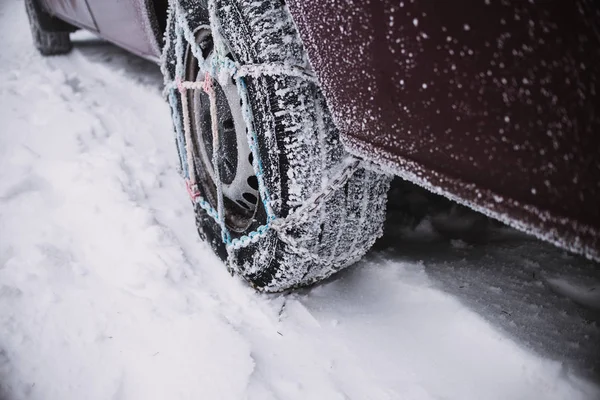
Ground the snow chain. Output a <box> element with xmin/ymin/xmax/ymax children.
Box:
<box><xmin>162</xmin><ymin>0</ymin><xmax>363</xmax><ymax>266</ymax></box>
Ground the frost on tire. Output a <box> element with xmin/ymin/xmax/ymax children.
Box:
<box><xmin>25</xmin><ymin>0</ymin><xmax>74</xmax><ymax>56</ymax></box>
<box><xmin>162</xmin><ymin>0</ymin><xmax>392</xmax><ymax>292</ymax></box>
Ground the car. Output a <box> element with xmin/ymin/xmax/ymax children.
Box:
<box><xmin>25</xmin><ymin>0</ymin><xmax>600</xmax><ymax>291</ymax></box>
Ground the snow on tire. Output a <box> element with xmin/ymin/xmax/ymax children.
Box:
<box><xmin>24</xmin><ymin>0</ymin><xmax>74</xmax><ymax>56</ymax></box>
<box><xmin>163</xmin><ymin>0</ymin><xmax>391</xmax><ymax>291</ymax></box>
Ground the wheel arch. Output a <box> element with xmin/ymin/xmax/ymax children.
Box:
<box><xmin>148</xmin><ymin>0</ymin><xmax>169</xmax><ymax>44</ymax></box>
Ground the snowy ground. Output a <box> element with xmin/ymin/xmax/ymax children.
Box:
<box><xmin>1</xmin><ymin>1</ymin><xmax>600</xmax><ymax>399</ymax></box>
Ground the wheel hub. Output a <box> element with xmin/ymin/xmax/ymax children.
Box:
<box><xmin>185</xmin><ymin>29</ymin><xmax>260</xmax><ymax>232</ymax></box>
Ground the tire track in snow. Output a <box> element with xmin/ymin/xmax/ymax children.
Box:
<box><xmin>1</xmin><ymin>0</ymin><xmax>599</xmax><ymax>398</ymax></box>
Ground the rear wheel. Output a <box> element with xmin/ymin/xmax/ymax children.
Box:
<box><xmin>25</xmin><ymin>0</ymin><xmax>74</xmax><ymax>56</ymax></box>
<box><xmin>163</xmin><ymin>0</ymin><xmax>391</xmax><ymax>291</ymax></box>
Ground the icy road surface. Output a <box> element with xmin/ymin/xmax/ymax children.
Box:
<box><xmin>1</xmin><ymin>1</ymin><xmax>599</xmax><ymax>399</ymax></box>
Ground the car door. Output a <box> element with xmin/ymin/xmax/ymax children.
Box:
<box><xmin>84</xmin><ymin>0</ymin><xmax>162</xmax><ymax>60</ymax></box>
<box><xmin>42</xmin><ymin>0</ymin><xmax>97</xmax><ymax>31</ymax></box>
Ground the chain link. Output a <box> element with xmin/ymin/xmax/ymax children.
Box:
<box><xmin>271</xmin><ymin>159</ymin><xmax>361</xmax><ymax>232</ymax></box>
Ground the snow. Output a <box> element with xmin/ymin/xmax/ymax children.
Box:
<box><xmin>1</xmin><ymin>0</ymin><xmax>599</xmax><ymax>399</ymax></box>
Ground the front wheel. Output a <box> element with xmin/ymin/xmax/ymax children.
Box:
<box><xmin>163</xmin><ymin>0</ymin><xmax>391</xmax><ymax>291</ymax></box>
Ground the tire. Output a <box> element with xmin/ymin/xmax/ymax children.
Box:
<box><xmin>25</xmin><ymin>0</ymin><xmax>75</xmax><ymax>56</ymax></box>
<box><xmin>163</xmin><ymin>0</ymin><xmax>391</xmax><ymax>291</ymax></box>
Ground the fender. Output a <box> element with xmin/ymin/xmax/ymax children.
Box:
<box><xmin>287</xmin><ymin>0</ymin><xmax>600</xmax><ymax>261</ymax></box>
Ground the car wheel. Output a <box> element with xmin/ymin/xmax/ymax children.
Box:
<box><xmin>24</xmin><ymin>0</ymin><xmax>74</xmax><ymax>56</ymax></box>
<box><xmin>162</xmin><ymin>0</ymin><xmax>391</xmax><ymax>291</ymax></box>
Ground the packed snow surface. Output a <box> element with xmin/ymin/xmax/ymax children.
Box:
<box><xmin>1</xmin><ymin>1</ymin><xmax>599</xmax><ymax>399</ymax></box>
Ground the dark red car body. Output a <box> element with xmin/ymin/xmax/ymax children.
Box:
<box><xmin>41</xmin><ymin>0</ymin><xmax>600</xmax><ymax>261</ymax></box>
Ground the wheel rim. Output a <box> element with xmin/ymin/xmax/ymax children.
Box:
<box><xmin>185</xmin><ymin>28</ymin><xmax>260</xmax><ymax>233</ymax></box>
